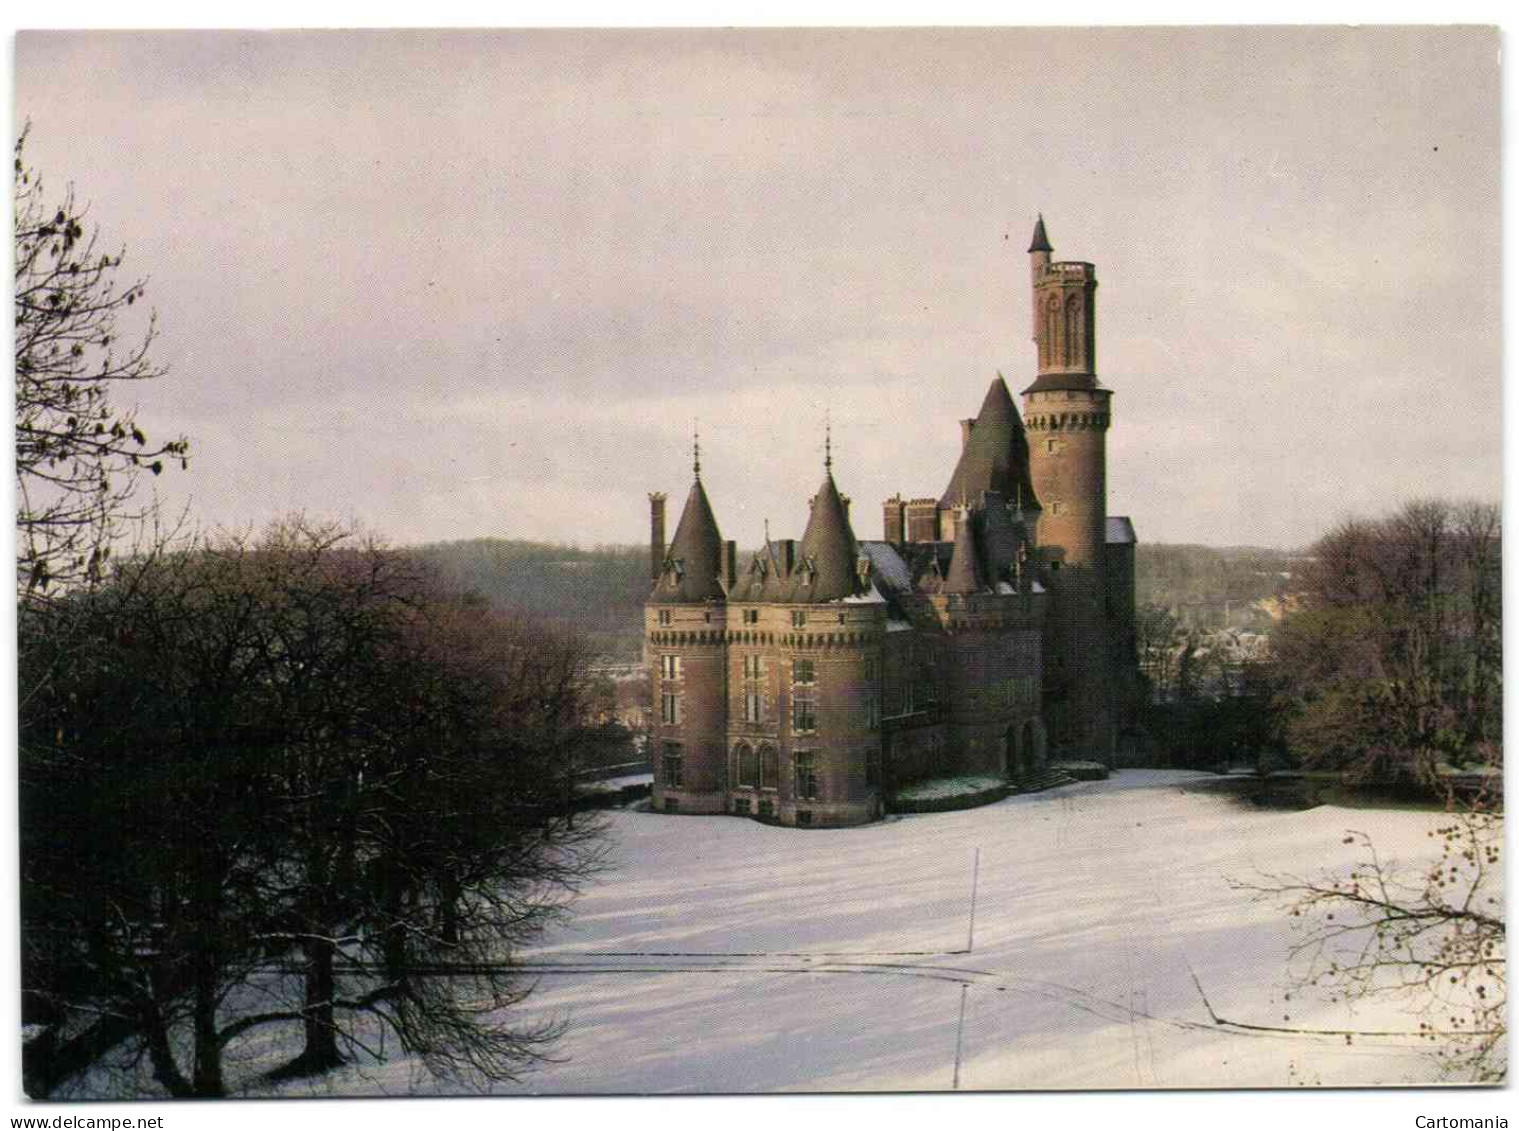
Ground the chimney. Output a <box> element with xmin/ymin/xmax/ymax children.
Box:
<box><xmin>648</xmin><ymin>493</ymin><xmax>667</xmax><ymax>580</ymax></box>
<box><xmin>883</xmin><ymin>495</ymin><xmax>905</xmax><ymax>544</ymax></box>
<box><xmin>778</xmin><ymin>539</ymin><xmax>797</xmax><ymax>575</ymax></box>
<box><xmin>960</xmin><ymin>419</ymin><xmax>976</xmax><ymax>449</ymax></box>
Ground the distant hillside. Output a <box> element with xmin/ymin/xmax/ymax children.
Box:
<box><xmin>412</xmin><ymin>539</ymin><xmax>650</xmax><ymax>659</ymax></box>
<box><xmin>1134</xmin><ymin>543</ymin><xmax>1303</xmax><ymax>630</ymax></box>
<box><xmin>412</xmin><ymin>538</ymin><xmax>1304</xmax><ymax>653</ymax></box>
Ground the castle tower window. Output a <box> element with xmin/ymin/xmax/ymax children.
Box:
<box><xmin>658</xmin><ymin>610</ymin><xmax>673</xmax><ymax>626</ymax></box>
<box><xmin>793</xmin><ymin>688</ymin><xmax>817</xmax><ymax>734</ymax></box>
<box><xmin>791</xmin><ymin>610</ymin><xmax>808</xmax><ymax>628</ymax></box>
<box><xmin>660</xmin><ymin>692</ymin><xmax>682</xmax><ymax>725</ymax></box>
<box><xmin>1064</xmin><ymin>293</ymin><xmax>1082</xmax><ymax>367</ymax></box>
<box><xmin>661</xmin><ymin>743</ymin><xmax>684</xmax><ymax>788</ymax></box>
<box><xmin>760</xmin><ymin>745</ymin><xmax>779</xmax><ymax>790</ymax></box>
<box><xmin>743</xmin><ymin>654</ymin><xmax>767</xmax><ymax>723</ymax></box>
<box><xmin>743</xmin><ymin>608</ymin><xmax>759</xmax><ymax>625</ymax></box>
<box><xmin>661</xmin><ymin>654</ymin><xmax>682</xmax><ymax>681</ymax></box>
<box><xmin>794</xmin><ymin>752</ymin><xmax>819</xmax><ymax>800</ymax></box>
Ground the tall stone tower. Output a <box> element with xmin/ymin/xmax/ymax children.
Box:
<box><xmin>1021</xmin><ymin>216</ymin><xmax>1114</xmax><ymax>760</ymax></box>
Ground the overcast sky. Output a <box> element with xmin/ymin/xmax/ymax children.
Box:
<box><xmin>15</xmin><ymin>27</ymin><xmax>1500</xmax><ymax>551</ymax></box>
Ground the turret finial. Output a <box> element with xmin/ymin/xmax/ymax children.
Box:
<box><xmin>824</xmin><ymin>410</ymin><xmax>833</xmax><ymax>474</ymax></box>
<box><xmin>693</xmin><ymin>419</ymin><xmax>701</xmax><ymax>482</ymax></box>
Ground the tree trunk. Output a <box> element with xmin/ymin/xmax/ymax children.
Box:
<box><xmin>191</xmin><ymin>955</ymin><xmax>224</xmax><ymax>1097</ymax></box>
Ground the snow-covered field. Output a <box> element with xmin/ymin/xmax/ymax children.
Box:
<box><xmin>239</xmin><ymin>769</ymin><xmax>1494</xmax><ymax>1096</ymax></box>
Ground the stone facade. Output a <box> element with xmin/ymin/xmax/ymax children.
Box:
<box><xmin>643</xmin><ymin>218</ymin><xmax>1138</xmax><ymax>827</ymax></box>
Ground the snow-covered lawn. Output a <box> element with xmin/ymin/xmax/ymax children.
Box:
<box><xmin>107</xmin><ymin>770</ymin><xmax>1497</xmax><ymax>1095</ymax></box>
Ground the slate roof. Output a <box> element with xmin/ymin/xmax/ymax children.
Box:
<box><xmin>941</xmin><ymin>509</ymin><xmax>987</xmax><ymax>595</ymax></box>
<box><xmin>787</xmin><ymin>471</ymin><xmax>863</xmax><ymax>604</ymax></box>
<box><xmin>939</xmin><ymin>377</ymin><xmax>1041</xmax><ymax>514</ymax></box>
<box><xmin>1028</xmin><ymin>214</ymin><xmax>1053</xmax><ymax>254</ymax></box>
<box><xmin>648</xmin><ymin>478</ymin><xmax>726</xmax><ymax>604</ymax></box>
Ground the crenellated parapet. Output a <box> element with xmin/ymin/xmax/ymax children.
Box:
<box><xmin>1024</xmin><ymin>410</ymin><xmax>1111</xmax><ymax>432</ymax></box>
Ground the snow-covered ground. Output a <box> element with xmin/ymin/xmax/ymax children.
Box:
<box><xmin>95</xmin><ymin>771</ymin><xmax>1499</xmax><ymax>1096</ymax></box>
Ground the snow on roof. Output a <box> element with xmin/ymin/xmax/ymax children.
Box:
<box><xmin>1105</xmin><ymin>516</ymin><xmax>1137</xmax><ymax>544</ymax></box>
<box><xmin>840</xmin><ymin>582</ymin><xmax>887</xmax><ymax>605</ymax></box>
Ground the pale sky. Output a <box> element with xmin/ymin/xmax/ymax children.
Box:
<box><xmin>14</xmin><ymin>27</ymin><xmax>1501</xmax><ymax>550</ymax></box>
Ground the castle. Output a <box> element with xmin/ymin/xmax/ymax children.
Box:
<box><xmin>643</xmin><ymin>218</ymin><xmax>1139</xmax><ymax>827</ymax></box>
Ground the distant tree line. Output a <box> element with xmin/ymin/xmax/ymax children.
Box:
<box><xmin>1132</xmin><ymin>498</ymin><xmax>1500</xmax><ymax>785</ymax></box>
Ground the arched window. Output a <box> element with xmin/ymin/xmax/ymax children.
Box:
<box><xmin>1064</xmin><ymin>293</ymin><xmax>1082</xmax><ymax>367</ymax></box>
<box><xmin>1044</xmin><ymin>294</ymin><xmax>1061</xmax><ymax>367</ymax></box>
<box><xmin>735</xmin><ymin>742</ymin><xmax>758</xmax><ymax>788</ymax></box>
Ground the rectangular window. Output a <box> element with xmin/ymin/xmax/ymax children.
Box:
<box><xmin>733</xmin><ymin>797</ymin><xmax>751</xmax><ymax>815</ymax></box>
<box><xmin>793</xmin><ymin>688</ymin><xmax>816</xmax><ymax>733</ymax></box>
<box><xmin>793</xmin><ymin>659</ymin><xmax>815</xmax><ymax>684</ymax></box>
<box><xmin>744</xmin><ymin>654</ymin><xmax>766</xmax><ymax>679</ymax></box>
<box><xmin>661</xmin><ymin>743</ymin><xmax>684</xmax><ymax>788</ymax></box>
<box><xmin>745</xmin><ymin>691</ymin><xmax>763</xmax><ymax>723</ymax></box>
<box><xmin>791</xmin><ymin>610</ymin><xmax>807</xmax><ymax>628</ymax></box>
<box><xmin>795</xmin><ymin>752</ymin><xmax>819</xmax><ymax>800</ymax></box>
<box><xmin>661</xmin><ymin>693</ymin><xmax>682</xmax><ymax>726</ymax></box>
<box><xmin>661</xmin><ymin>654</ymin><xmax>682</xmax><ymax>681</ymax></box>
<box><xmin>658</xmin><ymin>609</ymin><xmax>672</xmax><ymax>625</ymax></box>
<box><xmin>743</xmin><ymin>609</ymin><xmax>759</xmax><ymax>625</ymax></box>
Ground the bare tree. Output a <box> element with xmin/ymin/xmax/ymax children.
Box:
<box><xmin>1235</xmin><ymin>779</ymin><xmax>1504</xmax><ymax>1081</ymax></box>
<box><xmin>14</xmin><ymin>124</ymin><xmax>187</xmax><ymax>596</ymax></box>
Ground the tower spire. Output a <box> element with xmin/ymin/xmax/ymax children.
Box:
<box><xmin>1028</xmin><ymin>213</ymin><xmax>1052</xmax><ymax>253</ymax></box>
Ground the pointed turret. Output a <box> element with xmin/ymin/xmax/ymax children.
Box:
<box><xmin>1028</xmin><ymin>213</ymin><xmax>1052</xmax><ymax>253</ymax></box>
<box><xmin>939</xmin><ymin>376</ymin><xmax>1041</xmax><ymax>516</ymax></box>
<box><xmin>789</xmin><ymin>467</ymin><xmax>862</xmax><ymax>604</ymax></box>
<box><xmin>942</xmin><ymin>507</ymin><xmax>986</xmax><ymax>595</ymax></box>
<box><xmin>650</xmin><ymin>462</ymin><xmax>727</xmax><ymax>604</ymax></box>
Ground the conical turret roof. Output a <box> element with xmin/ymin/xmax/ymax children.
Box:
<box><xmin>942</xmin><ymin>508</ymin><xmax>986</xmax><ymax>595</ymax></box>
<box><xmin>649</xmin><ymin>477</ymin><xmax>726</xmax><ymax>604</ymax></box>
<box><xmin>1028</xmin><ymin>214</ymin><xmax>1052</xmax><ymax>253</ymax></box>
<box><xmin>939</xmin><ymin>376</ymin><xmax>1041</xmax><ymax>514</ymax></box>
<box><xmin>787</xmin><ymin>470</ymin><xmax>862</xmax><ymax>604</ymax></box>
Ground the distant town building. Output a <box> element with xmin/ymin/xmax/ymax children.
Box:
<box><xmin>643</xmin><ymin>219</ymin><xmax>1140</xmax><ymax>826</ymax></box>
